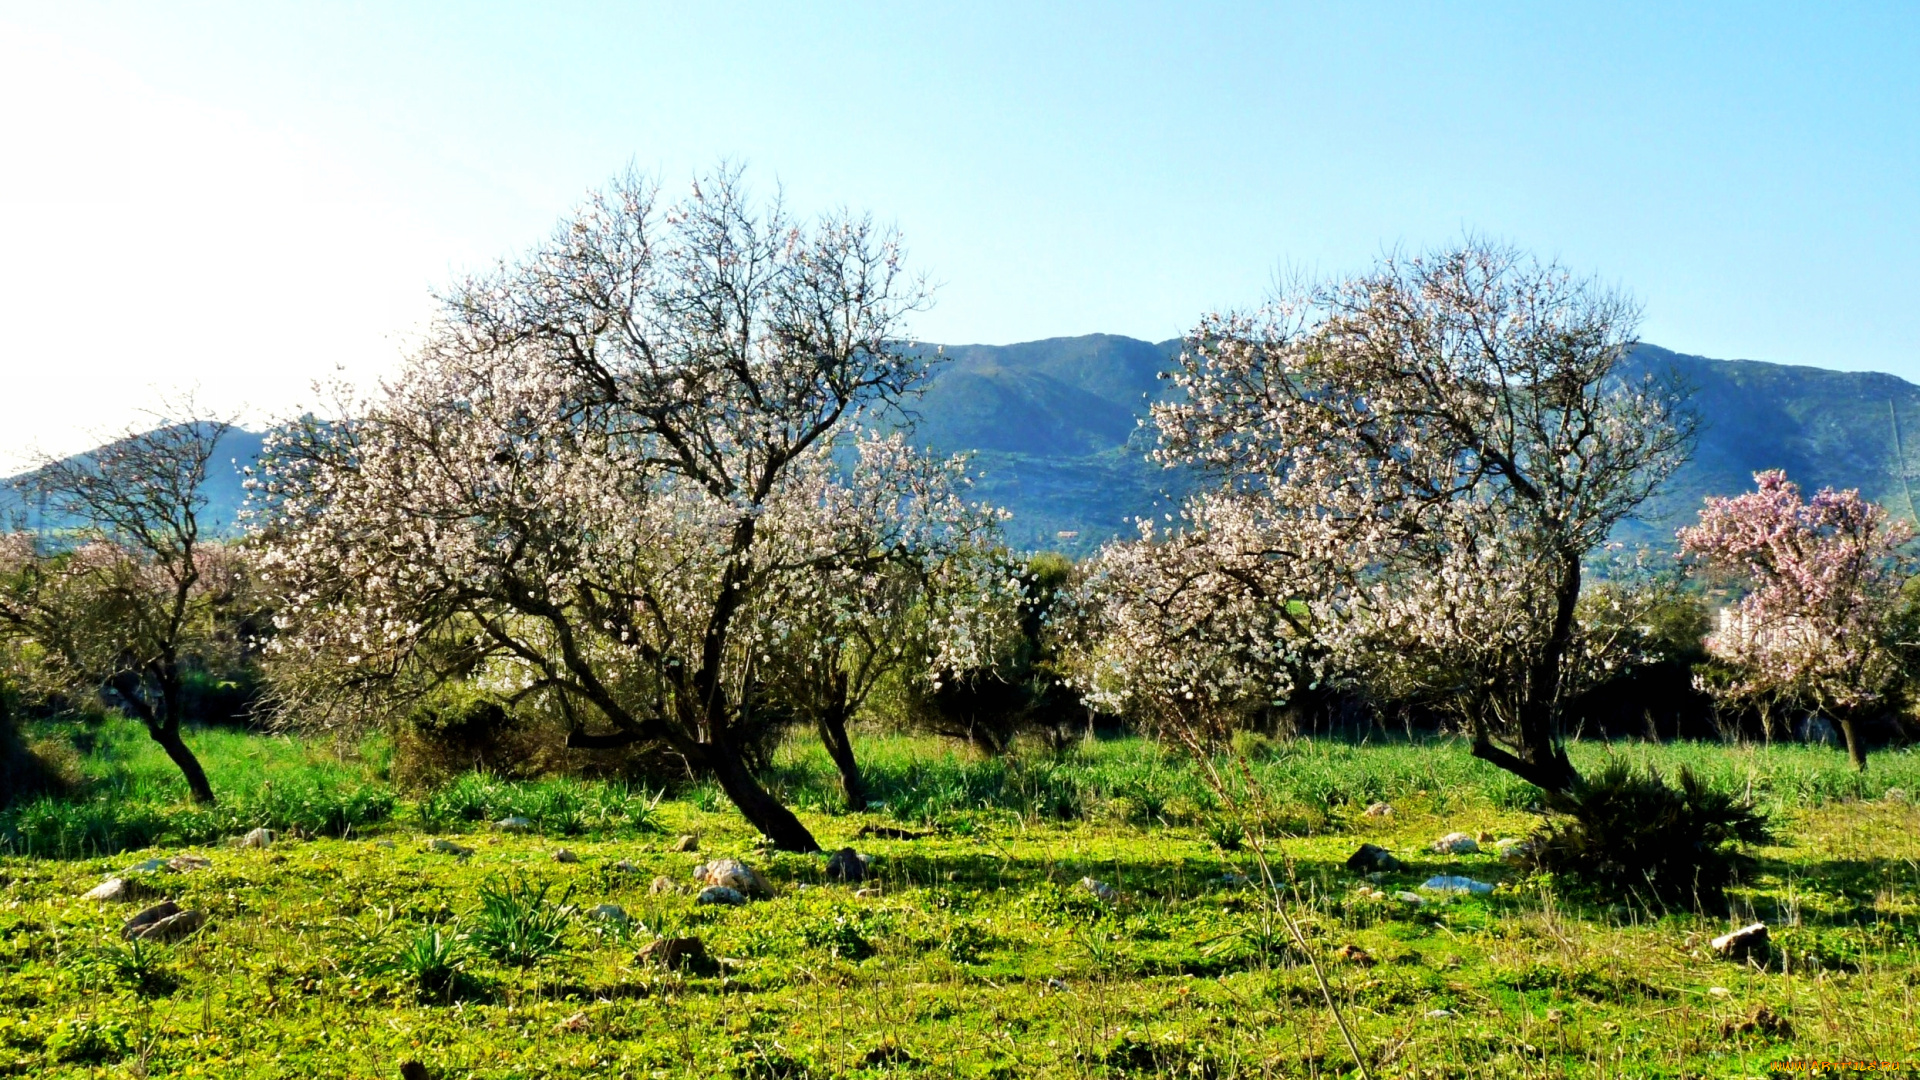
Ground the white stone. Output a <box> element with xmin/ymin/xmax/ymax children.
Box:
<box><xmin>1430</xmin><ymin>832</ymin><xmax>1479</xmax><ymax>855</ymax></box>
<box><xmin>1420</xmin><ymin>875</ymin><xmax>1493</xmax><ymax>896</ymax></box>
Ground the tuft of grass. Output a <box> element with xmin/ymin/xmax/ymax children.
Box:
<box><xmin>470</xmin><ymin>874</ymin><xmax>576</xmax><ymax>967</ymax></box>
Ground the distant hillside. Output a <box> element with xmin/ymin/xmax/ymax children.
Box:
<box><xmin>0</xmin><ymin>426</ymin><xmax>264</xmax><ymax>535</ymax></box>
<box><xmin>9</xmin><ymin>339</ymin><xmax>1920</xmax><ymax>555</ymax></box>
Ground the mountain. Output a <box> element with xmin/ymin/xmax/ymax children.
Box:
<box><xmin>0</xmin><ymin>425</ymin><xmax>265</xmax><ymax>535</ymax></box>
<box><xmin>9</xmin><ymin>338</ymin><xmax>1920</xmax><ymax>554</ymax></box>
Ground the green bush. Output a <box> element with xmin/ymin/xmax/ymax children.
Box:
<box><xmin>1526</xmin><ymin>761</ymin><xmax>1773</xmax><ymax>911</ymax></box>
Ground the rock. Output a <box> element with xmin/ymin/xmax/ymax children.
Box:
<box><xmin>1419</xmin><ymin>875</ymin><xmax>1493</xmax><ymax>896</ymax></box>
<box><xmin>1710</xmin><ymin>922</ymin><xmax>1769</xmax><ymax>961</ymax></box>
<box><xmin>123</xmin><ymin>901</ymin><xmax>208</xmax><ymax>942</ymax></box>
<box><xmin>552</xmin><ymin>849</ymin><xmax>579</xmax><ymax>864</ymax></box>
<box><xmin>637</xmin><ymin>935</ymin><xmax>709</xmax><ymax>970</ymax></box>
<box><xmin>589</xmin><ymin>903</ymin><xmax>630</xmax><ymax>924</ymax></box>
<box><xmin>399</xmin><ymin>1062</ymin><xmax>431</xmax><ymax>1080</ymax></box>
<box><xmin>1720</xmin><ymin>1004</ymin><xmax>1793</xmax><ymax>1039</ymax></box>
<box><xmin>1333</xmin><ymin>943</ymin><xmax>1375</xmax><ymax>967</ymax></box>
<box><xmin>554</xmin><ymin>1010</ymin><xmax>589</xmax><ymax>1032</ymax></box>
<box><xmin>1425</xmin><ymin>1008</ymin><xmax>1454</xmax><ymax>1019</ymax></box>
<box><xmin>1218</xmin><ymin>872</ymin><xmax>1251</xmax><ymax>887</ymax></box>
<box><xmin>1544</xmin><ymin>1008</ymin><xmax>1564</xmax><ymax>1023</ymax></box>
<box><xmin>83</xmin><ymin>877</ymin><xmax>142</xmax><ymax>901</ymax></box>
<box><xmin>1493</xmin><ymin>837</ymin><xmax>1530</xmax><ymax>860</ymax></box>
<box><xmin>168</xmin><ymin>854</ymin><xmax>212</xmax><ymax>872</ymax></box>
<box><xmin>427</xmin><ymin>839</ymin><xmax>474</xmax><ymax>858</ymax></box>
<box><xmin>1430</xmin><ymin>832</ymin><xmax>1479</xmax><ymax>855</ymax></box>
<box><xmin>854</xmin><ymin>887</ymin><xmax>882</xmax><ymax>899</ymax></box>
<box><xmin>696</xmin><ymin>885</ymin><xmax>747</xmax><ymax>906</ymax></box>
<box><xmin>671</xmin><ymin>834</ymin><xmax>699</xmax><ymax>853</ymax></box>
<box><xmin>1078</xmin><ymin>877</ymin><xmax>1118</xmax><ymax>902</ymax></box>
<box><xmin>239</xmin><ymin>828</ymin><xmax>274</xmax><ymax>849</ymax></box>
<box><xmin>134</xmin><ymin>908</ymin><xmax>208</xmax><ymax>943</ymax></box>
<box><xmin>495</xmin><ymin>816</ymin><xmax>532</xmax><ymax>832</ymax></box>
<box><xmin>1394</xmin><ymin>891</ymin><xmax>1426</xmax><ymax>905</ymax></box>
<box><xmin>1346</xmin><ymin>843</ymin><xmax>1402</xmax><ymax>873</ymax></box>
<box><xmin>376</xmin><ymin>840</ymin><xmax>397</xmax><ymax>850</ymax></box>
<box><xmin>649</xmin><ymin>876</ymin><xmax>678</xmax><ymax>894</ymax></box>
<box><xmin>123</xmin><ymin>900</ymin><xmax>180</xmax><ymax>936</ymax></box>
<box><xmin>1884</xmin><ymin>787</ymin><xmax>1908</xmax><ymax>804</ymax></box>
<box><xmin>824</xmin><ymin>847</ymin><xmax>870</xmax><ymax>883</ymax></box>
<box><xmin>1362</xmin><ymin>801</ymin><xmax>1393</xmax><ymax>818</ymax></box>
<box><xmin>1707</xmin><ymin>985</ymin><xmax>1730</xmax><ymax>998</ymax></box>
<box><xmin>611</xmin><ymin>859</ymin><xmax>641</xmax><ymax>874</ymax></box>
<box><xmin>125</xmin><ymin>858</ymin><xmax>171</xmax><ymax>874</ymax></box>
<box><xmin>693</xmin><ymin>858</ymin><xmax>768</xmax><ymax>897</ymax></box>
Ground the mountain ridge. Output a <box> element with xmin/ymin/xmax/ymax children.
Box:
<box><xmin>9</xmin><ymin>337</ymin><xmax>1920</xmax><ymax>555</ymax></box>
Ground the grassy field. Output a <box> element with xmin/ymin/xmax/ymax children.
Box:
<box><xmin>2</xmin><ymin>721</ymin><xmax>1917</xmax><ymax>1078</ymax></box>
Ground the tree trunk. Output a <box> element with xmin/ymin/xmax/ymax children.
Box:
<box><xmin>1478</xmin><ymin>552</ymin><xmax>1584</xmax><ymax>797</ymax></box>
<box><xmin>150</xmin><ymin>722</ymin><xmax>216</xmax><ymax>805</ymax></box>
<box><xmin>1836</xmin><ymin>714</ymin><xmax>1869</xmax><ymax>772</ymax></box>
<box><xmin>705</xmin><ymin>734</ymin><xmax>820</xmax><ymax>852</ymax></box>
<box><xmin>815</xmin><ymin>704</ymin><xmax>869</xmax><ymax>812</ymax></box>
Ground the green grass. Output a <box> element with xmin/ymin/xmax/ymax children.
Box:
<box><xmin>2</xmin><ymin>720</ymin><xmax>1917</xmax><ymax>1077</ymax></box>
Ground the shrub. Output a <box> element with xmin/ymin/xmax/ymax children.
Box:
<box><xmin>471</xmin><ymin>875</ymin><xmax>576</xmax><ymax>967</ymax></box>
<box><xmin>1526</xmin><ymin>761</ymin><xmax>1773</xmax><ymax>911</ymax></box>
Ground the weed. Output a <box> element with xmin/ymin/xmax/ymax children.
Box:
<box><xmin>470</xmin><ymin>874</ymin><xmax>576</xmax><ymax>966</ymax></box>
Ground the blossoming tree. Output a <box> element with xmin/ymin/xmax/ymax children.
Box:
<box><xmin>0</xmin><ymin>419</ymin><xmax>254</xmax><ymax>804</ymax></box>
<box><xmin>255</xmin><ymin>168</ymin><xmax>1002</xmax><ymax>850</ymax></box>
<box><xmin>1128</xmin><ymin>241</ymin><xmax>1695</xmax><ymax>794</ymax></box>
<box><xmin>1678</xmin><ymin>470</ymin><xmax>1914</xmax><ymax>770</ymax></box>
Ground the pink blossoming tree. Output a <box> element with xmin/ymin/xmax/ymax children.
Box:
<box><xmin>1678</xmin><ymin>470</ymin><xmax>1915</xmax><ymax>771</ymax></box>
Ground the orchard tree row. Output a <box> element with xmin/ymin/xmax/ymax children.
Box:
<box><xmin>4</xmin><ymin>167</ymin><xmax>1913</xmax><ymax>848</ymax></box>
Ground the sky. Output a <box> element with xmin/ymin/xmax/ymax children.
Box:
<box><xmin>0</xmin><ymin>2</ymin><xmax>1916</xmax><ymax>469</ymax></box>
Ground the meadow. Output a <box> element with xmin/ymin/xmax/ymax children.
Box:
<box><xmin>2</xmin><ymin>720</ymin><xmax>1917</xmax><ymax>1078</ymax></box>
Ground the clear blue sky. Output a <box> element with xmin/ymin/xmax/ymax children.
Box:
<box><xmin>1</xmin><ymin>2</ymin><xmax>1915</xmax><ymax>464</ymax></box>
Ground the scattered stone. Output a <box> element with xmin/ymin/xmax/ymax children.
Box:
<box><xmin>1884</xmin><ymin>787</ymin><xmax>1909</xmax><ymax>804</ymax></box>
<box><xmin>554</xmin><ymin>1011</ymin><xmax>589</xmax><ymax>1033</ymax></box>
<box><xmin>1425</xmin><ymin>1008</ymin><xmax>1454</xmax><ymax>1019</ymax></box>
<box><xmin>552</xmin><ymin>849</ymin><xmax>579</xmax><ymax>864</ymax></box>
<box><xmin>376</xmin><ymin>840</ymin><xmax>397</xmax><ymax>850</ymax></box>
<box><xmin>1045</xmin><ymin>977</ymin><xmax>1069</xmax><ymax>991</ymax></box>
<box><xmin>135</xmin><ymin>908</ymin><xmax>208</xmax><ymax>943</ymax></box>
<box><xmin>1352</xmin><ymin>886</ymin><xmax>1388</xmax><ymax>901</ymax></box>
<box><xmin>1345</xmin><ymin>843</ymin><xmax>1402</xmax><ymax>874</ymax></box>
<box><xmin>637</xmin><ymin>935</ymin><xmax>709</xmax><ymax>970</ymax></box>
<box><xmin>854</xmin><ymin>887</ymin><xmax>882</xmax><ymax>899</ymax></box>
<box><xmin>125</xmin><ymin>858</ymin><xmax>171</xmax><ymax>874</ymax></box>
<box><xmin>167</xmin><ymin>854</ymin><xmax>212</xmax><ymax>872</ymax></box>
<box><xmin>589</xmin><ymin>903</ymin><xmax>631</xmax><ymax>924</ymax></box>
<box><xmin>1430</xmin><ymin>832</ymin><xmax>1480</xmax><ymax>855</ymax></box>
<box><xmin>1720</xmin><ymin>1004</ymin><xmax>1793</xmax><ymax>1039</ymax></box>
<box><xmin>649</xmin><ymin>876</ymin><xmax>678</xmax><ymax>895</ymax></box>
<box><xmin>1544</xmin><ymin>1008</ymin><xmax>1564</xmax><ymax>1023</ymax></box>
<box><xmin>1494</xmin><ymin>837</ymin><xmax>1531</xmax><ymax>860</ymax></box>
<box><xmin>123</xmin><ymin>901</ymin><xmax>208</xmax><ymax>942</ymax></box>
<box><xmin>1218</xmin><ymin>872</ymin><xmax>1251</xmax><ymax>887</ymax></box>
<box><xmin>1394</xmin><ymin>891</ymin><xmax>1426</xmax><ymax>905</ymax></box>
<box><xmin>427</xmin><ymin>839</ymin><xmax>474</xmax><ymax>858</ymax></box>
<box><xmin>1707</xmin><ymin>985</ymin><xmax>1730</xmax><ymax>998</ymax></box>
<box><xmin>609</xmin><ymin>859</ymin><xmax>640</xmax><ymax>873</ymax></box>
<box><xmin>1078</xmin><ymin>877</ymin><xmax>1118</xmax><ymax>902</ymax></box>
<box><xmin>1419</xmin><ymin>875</ymin><xmax>1493</xmax><ymax>896</ymax></box>
<box><xmin>696</xmin><ymin>885</ymin><xmax>747</xmax><ymax>906</ymax></box>
<box><xmin>83</xmin><ymin>877</ymin><xmax>143</xmax><ymax>902</ymax></box>
<box><xmin>824</xmin><ymin>847</ymin><xmax>870</xmax><ymax>883</ymax></box>
<box><xmin>1362</xmin><ymin>801</ymin><xmax>1393</xmax><ymax>818</ymax></box>
<box><xmin>495</xmin><ymin>816</ymin><xmax>532</xmax><ymax>832</ymax></box>
<box><xmin>671</xmin><ymin>834</ymin><xmax>699</xmax><ymax>853</ymax></box>
<box><xmin>693</xmin><ymin>858</ymin><xmax>768</xmax><ymax>897</ymax></box>
<box><xmin>239</xmin><ymin>828</ymin><xmax>274</xmax><ymax>849</ymax></box>
<box><xmin>1333</xmin><ymin>944</ymin><xmax>1375</xmax><ymax>967</ymax></box>
<box><xmin>1711</xmin><ymin>922</ymin><xmax>1769</xmax><ymax>961</ymax></box>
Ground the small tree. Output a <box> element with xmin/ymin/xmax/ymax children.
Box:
<box><xmin>0</xmin><ymin>419</ymin><xmax>247</xmax><ymax>804</ymax></box>
<box><xmin>1150</xmin><ymin>241</ymin><xmax>1695</xmax><ymax>794</ymax></box>
<box><xmin>257</xmin><ymin>167</ymin><xmax>983</xmax><ymax>850</ymax></box>
<box><xmin>1679</xmin><ymin>470</ymin><xmax>1914</xmax><ymax>770</ymax></box>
